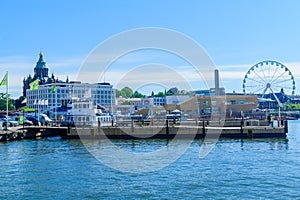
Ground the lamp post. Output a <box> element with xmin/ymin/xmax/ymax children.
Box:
<box><xmin>195</xmin><ymin>101</ymin><xmax>201</xmax><ymax>125</ymax></box>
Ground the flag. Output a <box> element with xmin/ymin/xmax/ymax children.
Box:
<box><xmin>50</xmin><ymin>83</ymin><xmax>56</xmax><ymax>93</ymax></box>
<box><xmin>19</xmin><ymin>116</ymin><xmax>24</xmax><ymax>125</ymax></box>
<box><xmin>0</xmin><ymin>73</ymin><xmax>7</xmax><ymax>86</ymax></box>
<box><xmin>30</xmin><ymin>79</ymin><xmax>39</xmax><ymax>90</ymax></box>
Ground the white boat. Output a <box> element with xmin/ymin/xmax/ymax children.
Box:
<box><xmin>63</xmin><ymin>100</ymin><xmax>115</xmax><ymax>127</ymax></box>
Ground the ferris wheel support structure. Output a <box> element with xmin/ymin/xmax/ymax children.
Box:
<box><xmin>243</xmin><ymin>60</ymin><xmax>295</xmax><ymax>119</ymax></box>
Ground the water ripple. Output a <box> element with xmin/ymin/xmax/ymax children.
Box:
<box><xmin>1</xmin><ymin>121</ymin><xmax>300</xmax><ymax>199</ymax></box>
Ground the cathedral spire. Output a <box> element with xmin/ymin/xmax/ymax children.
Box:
<box><xmin>34</xmin><ymin>51</ymin><xmax>48</xmax><ymax>79</ymax></box>
<box><xmin>37</xmin><ymin>51</ymin><xmax>45</xmax><ymax>66</ymax></box>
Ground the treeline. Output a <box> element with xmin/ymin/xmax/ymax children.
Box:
<box><xmin>0</xmin><ymin>93</ymin><xmax>25</xmax><ymax>110</ymax></box>
<box><xmin>116</xmin><ymin>87</ymin><xmax>145</xmax><ymax>98</ymax></box>
<box><xmin>116</xmin><ymin>86</ymin><xmax>190</xmax><ymax>98</ymax></box>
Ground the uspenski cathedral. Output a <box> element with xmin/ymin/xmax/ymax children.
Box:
<box><xmin>22</xmin><ymin>52</ymin><xmax>68</xmax><ymax>97</ymax></box>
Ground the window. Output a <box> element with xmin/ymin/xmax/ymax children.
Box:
<box><xmin>203</xmin><ymin>101</ymin><xmax>209</xmax><ymax>106</ymax></box>
<box><xmin>212</xmin><ymin>101</ymin><xmax>217</xmax><ymax>106</ymax></box>
<box><xmin>230</xmin><ymin>100</ymin><xmax>236</xmax><ymax>105</ymax></box>
<box><xmin>239</xmin><ymin>100</ymin><xmax>244</xmax><ymax>104</ymax></box>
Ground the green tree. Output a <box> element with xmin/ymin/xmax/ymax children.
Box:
<box><xmin>121</xmin><ymin>87</ymin><xmax>133</xmax><ymax>98</ymax></box>
<box><xmin>131</xmin><ymin>91</ymin><xmax>145</xmax><ymax>98</ymax></box>
<box><xmin>116</xmin><ymin>89</ymin><xmax>123</xmax><ymax>97</ymax></box>
<box><xmin>14</xmin><ymin>96</ymin><xmax>26</xmax><ymax>110</ymax></box>
<box><xmin>154</xmin><ymin>92</ymin><xmax>166</xmax><ymax>97</ymax></box>
<box><xmin>0</xmin><ymin>93</ymin><xmax>15</xmax><ymax>110</ymax></box>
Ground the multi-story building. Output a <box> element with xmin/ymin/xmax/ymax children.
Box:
<box><xmin>176</xmin><ymin>94</ymin><xmax>258</xmax><ymax>118</ymax></box>
<box><xmin>26</xmin><ymin>82</ymin><xmax>115</xmax><ymax>116</ymax></box>
<box><xmin>24</xmin><ymin>53</ymin><xmax>115</xmax><ymax>118</ymax></box>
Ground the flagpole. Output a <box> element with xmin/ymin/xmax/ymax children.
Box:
<box><xmin>6</xmin><ymin>71</ymin><xmax>8</xmax><ymax>129</ymax></box>
<box><xmin>55</xmin><ymin>82</ymin><xmax>57</xmax><ymax>124</ymax></box>
<box><xmin>38</xmin><ymin>83</ymin><xmax>40</xmax><ymax>126</ymax></box>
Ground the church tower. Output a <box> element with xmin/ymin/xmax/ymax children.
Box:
<box><xmin>23</xmin><ymin>52</ymin><xmax>50</xmax><ymax>97</ymax></box>
<box><xmin>33</xmin><ymin>52</ymin><xmax>49</xmax><ymax>79</ymax></box>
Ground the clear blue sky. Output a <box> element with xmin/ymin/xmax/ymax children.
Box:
<box><xmin>1</xmin><ymin>0</ymin><xmax>300</xmax><ymax>97</ymax></box>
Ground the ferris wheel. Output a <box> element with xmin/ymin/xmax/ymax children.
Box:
<box><xmin>243</xmin><ymin>60</ymin><xmax>295</xmax><ymax>96</ymax></box>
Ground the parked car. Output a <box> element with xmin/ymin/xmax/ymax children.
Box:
<box><xmin>0</xmin><ymin>117</ymin><xmax>18</xmax><ymax>127</ymax></box>
<box><xmin>0</xmin><ymin>118</ymin><xmax>7</xmax><ymax>127</ymax></box>
<box><xmin>26</xmin><ymin>116</ymin><xmax>40</xmax><ymax>126</ymax></box>
<box><xmin>26</xmin><ymin>114</ymin><xmax>52</xmax><ymax>126</ymax></box>
<box><xmin>23</xmin><ymin>118</ymin><xmax>33</xmax><ymax>126</ymax></box>
<box><xmin>0</xmin><ymin>114</ymin><xmax>6</xmax><ymax>119</ymax></box>
<box><xmin>7</xmin><ymin>117</ymin><xmax>19</xmax><ymax>127</ymax></box>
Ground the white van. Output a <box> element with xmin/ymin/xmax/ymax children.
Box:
<box><xmin>40</xmin><ymin>114</ymin><xmax>53</xmax><ymax>125</ymax></box>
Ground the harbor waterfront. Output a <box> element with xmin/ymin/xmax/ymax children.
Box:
<box><xmin>2</xmin><ymin>1</ymin><xmax>300</xmax><ymax>199</ymax></box>
<box><xmin>0</xmin><ymin>119</ymin><xmax>288</xmax><ymax>141</ymax></box>
<box><xmin>0</xmin><ymin>120</ymin><xmax>299</xmax><ymax>199</ymax></box>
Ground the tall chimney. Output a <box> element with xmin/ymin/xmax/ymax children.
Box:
<box><xmin>215</xmin><ymin>69</ymin><xmax>220</xmax><ymax>95</ymax></box>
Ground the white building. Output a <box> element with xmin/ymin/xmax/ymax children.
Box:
<box><xmin>26</xmin><ymin>82</ymin><xmax>116</xmax><ymax>117</ymax></box>
<box><xmin>141</xmin><ymin>95</ymin><xmax>191</xmax><ymax>107</ymax></box>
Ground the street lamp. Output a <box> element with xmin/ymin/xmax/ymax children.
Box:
<box><xmin>195</xmin><ymin>101</ymin><xmax>200</xmax><ymax>118</ymax></box>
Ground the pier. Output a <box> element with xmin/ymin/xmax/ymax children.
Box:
<box><xmin>0</xmin><ymin>119</ymin><xmax>288</xmax><ymax>142</ymax></box>
<box><xmin>66</xmin><ymin>124</ymin><xmax>287</xmax><ymax>140</ymax></box>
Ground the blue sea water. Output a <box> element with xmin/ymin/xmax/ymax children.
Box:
<box><xmin>0</xmin><ymin>121</ymin><xmax>300</xmax><ymax>199</ymax></box>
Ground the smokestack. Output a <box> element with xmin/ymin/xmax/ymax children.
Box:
<box><xmin>215</xmin><ymin>69</ymin><xmax>220</xmax><ymax>95</ymax></box>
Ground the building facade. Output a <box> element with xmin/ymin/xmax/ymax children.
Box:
<box><xmin>175</xmin><ymin>94</ymin><xmax>258</xmax><ymax>118</ymax></box>
<box><xmin>26</xmin><ymin>82</ymin><xmax>115</xmax><ymax>116</ymax></box>
<box><xmin>25</xmin><ymin>53</ymin><xmax>116</xmax><ymax>118</ymax></box>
